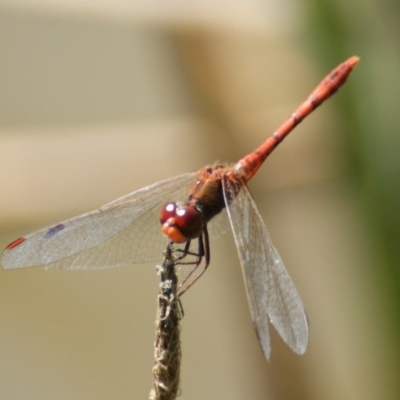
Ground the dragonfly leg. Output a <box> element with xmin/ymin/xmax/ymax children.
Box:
<box><xmin>172</xmin><ymin>239</ymin><xmax>204</xmax><ymax>264</ymax></box>
<box><xmin>177</xmin><ymin>226</ymin><xmax>211</xmax><ymax>296</ymax></box>
<box><xmin>172</xmin><ymin>240</ymin><xmax>193</xmax><ymax>262</ymax></box>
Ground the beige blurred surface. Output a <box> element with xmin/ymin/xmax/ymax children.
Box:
<box><xmin>1</xmin><ymin>2</ymin><xmax>398</xmax><ymax>400</ymax></box>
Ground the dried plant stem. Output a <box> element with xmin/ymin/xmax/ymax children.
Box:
<box><xmin>150</xmin><ymin>245</ymin><xmax>181</xmax><ymax>400</ymax></box>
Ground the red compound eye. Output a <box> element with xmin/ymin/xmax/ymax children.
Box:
<box><xmin>160</xmin><ymin>202</ymin><xmax>177</xmax><ymax>223</ymax></box>
<box><xmin>160</xmin><ymin>202</ymin><xmax>203</xmax><ymax>243</ymax></box>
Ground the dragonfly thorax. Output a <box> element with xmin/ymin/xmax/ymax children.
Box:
<box><xmin>160</xmin><ymin>201</ymin><xmax>204</xmax><ymax>243</ymax></box>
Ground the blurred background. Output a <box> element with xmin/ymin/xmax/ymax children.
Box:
<box><xmin>1</xmin><ymin>1</ymin><xmax>399</xmax><ymax>399</ymax></box>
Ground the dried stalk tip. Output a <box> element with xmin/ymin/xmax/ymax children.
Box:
<box><xmin>150</xmin><ymin>245</ymin><xmax>182</xmax><ymax>400</ymax></box>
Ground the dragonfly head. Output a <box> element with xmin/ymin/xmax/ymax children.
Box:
<box><xmin>160</xmin><ymin>201</ymin><xmax>203</xmax><ymax>243</ymax></box>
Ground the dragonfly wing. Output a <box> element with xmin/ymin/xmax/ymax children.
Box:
<box><xmin>1</xmin><ymin>172</ymin><xmax>197</xmax><ymax>270</ymax></box>
<box><xmin>207</xmin><ymin>208</ymin><xmax>230</xmax><ymax>241</ymax></box>
<box><xmin>223</xmin><ymin>178</ymin><xmax>308</xmax><ymax>360</ymax></box>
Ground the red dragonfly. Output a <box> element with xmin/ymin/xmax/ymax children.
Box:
<box><xmin>1</xmin><ymin>56</ymin><xmax>359</xmax><ymax>359</ymax></box>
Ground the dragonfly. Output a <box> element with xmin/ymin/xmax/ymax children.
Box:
<box><xmin>1</xmin><ymin>56</ymin><xmax>359</xmax><ymax>360</ymax></box>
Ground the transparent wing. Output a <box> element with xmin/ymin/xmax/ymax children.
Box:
<box><xmin>223</xmin><ymin>178</ymin><xmax>308</xmax><ymax>360</ymax></box>
<box><xmin>207</xmin><ymin>208</ymin><xmax>230</xmax><ymax>241</ymax></box>
<box><xmin>1</xmin><ymin>172</ymin><xmax>197</xmax><ymax>270</ymax></box>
